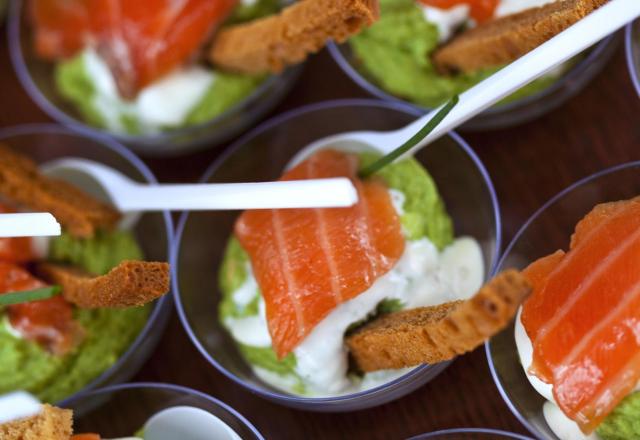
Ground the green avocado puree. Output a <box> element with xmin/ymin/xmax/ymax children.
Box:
<box><xmin>0</xmin><ymin>229</ymin><xmax>148</xmax><ymax>402</ymax></box>
<box><xmin>349</xmin><ymin>0</ymin><xmax>559</xmax><ymax>108</ymax></box>
<box><xmin>218</xmin><ymin>154</ymin><xmax>452</xmax><ymax>385</ymax></box>
<box><xmin>49</xmin><ymin>229</ymin><xmax>143</xmax><ymax>275</ymax></box>
<box><xmin>597</xmin><ymin>392</ymin><xmax>640</xmax><ymax>439</ymax></box>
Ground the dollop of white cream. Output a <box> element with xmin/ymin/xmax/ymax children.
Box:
<box><xmin>225</xmin><ymin>295</ymin><xmax>272</xmax><ymax>347</ymax></box>
<box><xmin>83</xmin><ymin>49</ymin><xmax>214</xmax><ymax>133</ymax></box>
<box><xmin>420</xmin><ymin>4</ymin><xmax>470</xmax><ymax>42</ymax></box>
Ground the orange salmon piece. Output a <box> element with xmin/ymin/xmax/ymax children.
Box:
<box><xmin>521</xmin><ymin>197</ymin><xmax>640</xmax><ymax>434</ymax></box>
<box><xmin>0</xmin><ymin>262</ymin><xmax>83</xmax><ymax>356</ymax></box>
<box><xmin>235</xmin><ymin>150</ymin><xmax>405</xmax><ymax>358</ymax></box>
<box><xmin>30</xmin><ymin>0</ymin><xmax>237</xmax><ymax>96</ymax></box>
<box><xmin>521</xmin><ymin>200</ymin><xmax>640</xmax><ymax>379</ymax></box>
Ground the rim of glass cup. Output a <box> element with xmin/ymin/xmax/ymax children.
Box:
<box><xmin>485</xmin><ymin>160</ymin><xmax>640</xmax><ymax>439</ymax></box>
<box><xmin>0</xmin><ymin>123</ymin><xmax>174</xmax><ymax>405</ymax></box>
<box><xmin>625</xmin><ymin>21</ymin><xmax>640</xmax><ymax>97</ymax></box>
<box><xmin>63</xmin><ymin>382</ymin><xmax>265</xmax><ymax>440</ymax></box>
<box><xmin>171</xmin><ymin>98</ymin><xmax>502</xmax><ymax>407</ymax></box>
<box><xmin>407</xmin><ymin>428</ymin><xmax>534</xmax><ymax>439</ymax></box>
<box><xmin>327</xmin><ymin>34</ymin><xmax>615</xmax><ymax>118</ymax></box>
<box><xmin>7</xmin><ymin>0</ymin><xmax>299</xmax><ymax>149</ymax></box>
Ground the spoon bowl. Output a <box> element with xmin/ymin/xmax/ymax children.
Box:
<box><xmin>63</xmin><ymin>383</ymin><xmax>263</xmax><ymax>439</ymax></box>
<box><xmin>144</xmin><ymin>406</ymin><xmax>241</xmax><ymax>440</ymax></box>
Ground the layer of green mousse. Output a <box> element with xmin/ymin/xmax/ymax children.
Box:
<box><xmin>597</xmin><ymin>392</ymin><xmax>640</xmax><ymax>440</ymax></box>
<box><xmin>0</xmin><ymin>230</ymin><xmax>148</xmax><ymax>403</ymax></box>
<box><xmin>349</xmin><ymin>0</ymin><xmax>558</xmax><ymax>108</ymax></box>
<box><xmin>218</xmin><ymin>154</ymin><xmax>452</xmax><ymax>387</ymax></box>
<box><xmin>49</xmin><ymin>229</ymin><xmax>143</xmax><ymax>276</ymax></box>
<box><xmin>54</xmin><ymin>0</ymin><xmax>274</xmax><ymax>135</ymax></box>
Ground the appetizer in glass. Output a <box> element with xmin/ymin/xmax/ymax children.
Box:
<box><xmin>0</xmin><ymin>143</ymin><xmax>170</xmax><ymax>403</ymax></box>
<box><xmin>330</xmin><ymin>0</ymin><xmax>615</xmax><ymax>128</ymax></box>
<box><xmin>174</xmin><ymin>100</ymin><xmax>516</xmax><ymax>409</ymax></box>
<box><xmin>11</xmin><ymin>0</ymin><xmax>378</xmax><ymax>153</ymax></box>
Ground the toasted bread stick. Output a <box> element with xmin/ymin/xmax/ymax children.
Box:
<box><xmin>0</xmin><ymin>144</ymin><xmax>120</xmax><ymax>238</ymax></box>
<box><xmin>38</xmin><ymin>260</ymin><xmax>170</xmax><ymax>309</ymax></box>
<box><xmin>0</xmin><ymin>404</ymin><xmax>72</xmax><ymax>440</ymax></box>
<box><xmin>433</xmin><ymin>0</ymin><xmax>608</xmax><ymax>74</ymax></box>
<box><xmin>210</xmin><ymin>0</ymin><xmax>379</xmax><ymax>74</ymax></box>
<box><xmin>346</xmin><ymin>270</ymin><xmax>531</xmax><ymax>372</ymax></box>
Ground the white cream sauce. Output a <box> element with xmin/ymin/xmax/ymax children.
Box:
<box><xmin>225</xmin><ymin>188</ymin><xmax>485</xmax><ymax>396</ymax></box>
<box><xmin>83</xmin><ymin>49</ymin><xmax>214</xmax><ymax>133</ymax></box>
<box><xmin>514</xmin><ymin>309</ymin><xmax>640</xmax><ymax>440</ymax></box>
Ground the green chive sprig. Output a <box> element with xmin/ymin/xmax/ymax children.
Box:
<box><xmin>359</xmin><ymin>95</ymin><xmax>459</xmax><ymax>179</ymax></box>
<box><xmin>0</xmin><ymin>286</ymin><xmax>61</xmax><ymax>307</ymax></box>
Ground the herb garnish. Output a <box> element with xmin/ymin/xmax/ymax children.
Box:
<box><xmin>359</xmin><ymin>95</ymin><xmax>459</xmax><ymax>179</ymax></box>
<box><xmin>0</xmin><ymin>286</ymin><xmax>62</xmax><ymax>307</ymax></box>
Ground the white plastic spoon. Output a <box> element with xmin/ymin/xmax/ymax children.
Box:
<box><xmin>40</xmin><ymin>158</ymin><xmax>358</xmax><ymax>211</ymax></box>
<box><xmin>288</xmin><ymin>0</ymin><xmax>640</xmax><ymax>167</ymax></box>
<box><xmin>0</xmin><ymin>213</ymin><xmax>61</xmax><ymax>238</ymax></box>
<box><xmin>143</xmin><ymin>406</ymin><xmax>241</xmax><ymax>440</ymax></box>
<box><xmin>0</xmin><ymin>391</ymin><xmax>42</xmax><ymax>424</ymax></box>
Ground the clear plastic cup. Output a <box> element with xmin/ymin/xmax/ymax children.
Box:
<box><xmin>328</xmin><ymin>34</ymin><xmax>618</xmax><ymax>130</ymax></box>
<box><xmin>7</xmin><ymin>0</ymin><xmax>302</xmax><ymax>157</ymax></box>
<box><xmin>625</xmin><ymin>20</ymin><xmax>640</xmax><ymax>97</ymax></box>
<box><xmin>173</xmin><ymin>99</ymin><xmax>502</xmax><ymax>411</ymax></box>
<box><xmin>0</xmin><ymin>124</ymin><xmax>174</xmax><ymax>404</ymax></box>
<box><xmin>62</xmin><ymin>382</ymin><xmax>264</xmax><ymax>440</ymax></box>
<box><xmin>408</xmin><ymin>428</ymin><xmax>534</xmax><ymax>439</ymax></box>
<box><xmin>486</xmin><ymin>162</ymin><xmax>640</xmax><ymax>438</ymax></box>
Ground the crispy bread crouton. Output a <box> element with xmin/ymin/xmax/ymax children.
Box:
<box><xmin>433</xmin><ymin>0</ymin><xmax>609</xmax><ymax>74</ymax></box>
<box><xmin>0</xmin><ymin>404</ymin><xmax>72</xmax><ymax>440</ymax></box>
<box><xmin>38</xmin><ymin>260</ymin><xmax>170</xmax><ymax>309</ymax></box>
<box><xmin>0</xmin><ymin>144</ymin><xmax>120</xmax><ymax>238</ymax></box>
<box><xmin>210</xmin><ymin>0</ymin><xmax>379</xmax><ymax>74</ymax></box>
<box><xmin>346</xmin><ymin>270</ymin><xmax>531</xmax><ymax>372</ymax></box>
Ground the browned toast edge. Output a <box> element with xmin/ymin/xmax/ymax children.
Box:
<box><xmin>37</xmin><ymin>260</ymin><xmax>170</xmax><ymax>309</ymax></box>
<box><xmin>346</xmin><ymin>270</ymin><xmax>531</xmax><ymax>372</ymax></box>
<box><xmin>0</xmin><ymin>404</ymin><xmax>73</xmax><ymax>440</ymax></box>
<box><xmin>210</xmin><ymin>0</ymin><xmax>379</xmax><ymax>74</ymax></box>
<box><xmin>433</xmin><ymin>0</ymin><xmax>609</xmax><ymax>74</ymax></box>
<box><xmin>0</xmin><ymin>143</ymin><xmax>121</xmax><ymax>238</ymax></box>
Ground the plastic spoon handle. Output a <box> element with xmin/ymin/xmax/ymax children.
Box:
<box><xmin>0</xmin><ymin>213</ymin><xmax>61</xmax><ymax>237</ymax></box>
<box><xmin>112</xmin><ymin>178</ymin><xmax>357</xmax><ymax>211</ymax></box>
<box><xmin>390</xmin><ymin>0</ymin><xmax>640</xmax><ymax>155</ymax></box>
<box><xmin>44</xmin><ymin>158</ymin><xmax>358</xmax><ymax>211</ymax></box>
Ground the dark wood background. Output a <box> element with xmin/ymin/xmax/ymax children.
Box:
<box><xmin>2</xmin><ymin>26</ymin><xmax>640</xmax><ymax>439</ymax></box>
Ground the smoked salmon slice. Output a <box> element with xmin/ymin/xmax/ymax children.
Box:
<box><xmin>0</xmin><ymin>262</ymin><xmax>83</xmax><ymax>356</ymax></box>
<box><xmin>29</xmin><ymin>0</ymin><xmax>238</xmax><ymax>97</ymax></box>
<box><xmin>521</xmin><ymin>197</ymin><xmax>640</xmax><ymax>433</ymax></box>
<box><xmin>235</xmin><ymin>150</ymin><xmax>405</xmax><ymax>358</ymax></box>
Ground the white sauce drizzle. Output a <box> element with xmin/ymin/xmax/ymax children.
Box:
<box><xmin>83</xmin><ymin>49</ymin><xmax>215</xmax><ymax>133</ymax></box>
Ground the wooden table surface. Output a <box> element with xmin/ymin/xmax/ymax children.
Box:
<box><xmin>2</xmin><ymin>25</ymin><xmax>640</xmax><ymax>439</ymax></box>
